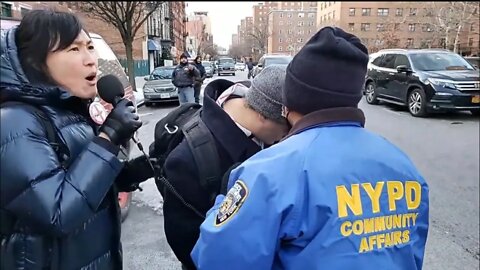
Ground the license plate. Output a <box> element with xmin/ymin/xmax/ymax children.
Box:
<box><xmin>472</xmin><ymin>95</ymin><xmax>480</xmax><ymax>103</ymax></box>
<box><xmin>160</xmin><ymin>93</ymin><xmax>170</xmax><ymax>99</ymax></box>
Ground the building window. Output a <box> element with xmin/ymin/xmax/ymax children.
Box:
<box><xmin>396</xmin><ymin>8</ymin><xmax>403</xmax><ymax>16</ymax></box>
<box><xmin>309</xmin><ymin>21</ymin><xmax>315</xmax><ymax>26</ymax></box>
<box><xmin>288</xmin><ymin>29</ymin><xmax>293</xmax><ymax>34</ymax></box>
<box><xmin>333</xmin><ymin>10</ymin><xmax>336</xmax><ymax>19</ymax></box>
<box><xmin>349</xmin><ymin>8</ymin><xmax>355</xmax><ymax>16</ymax></box>
<box><xmin>297</xmin><ymin>38</ymin><xmax>303</xmax><ymax>43</ymax></box>
<box><xmin>469</xmin><ymin>38</ymin><xmax>474</xmax><ymax>46</ymax></box>
<box><xmin>407</xmin><ymin>38</ymin><xmax>414</xmax><ymax>46</ymax></box>
<box><xmin>297</xmin><ymin>29</ymin><xmax>304</xmax><ymax>35</ymax></box>
<box><xmin>279</xmin><ymin>29</ymin><xmax>282</xmax><ymax>34</ymax></box>
<box><xmin>308</xmin><ymin>13</ymin><xmax>315</xmax><ymax>18</ymax></box>
<box><xmin>362</xmin><ymin>8</ymin><xmax>371</xmax><ymax>16</ymax></box>
<box><xmin>328</xmin><ymin>12</ymin><xmax>331</xmax><ymax>20</ymax></box>
<box><xmin>298</xmin><ymin>12</ymin><xmax>304</xmax><ymax>18</ymax></box>
<box><xmin>1</xmin><ymin>2</ymin><xmax>12</xmax><ymax>17</ymax></box>
<box><xmin>424</xmin><ymin>8</ymin><xmax>434</xmax><ymax>17</ymax></box>
<box><xmin>423</xmin><ymin>23</ymin><xmax>433</xmax><ymax>32</ymax></box>
<box><xmin>395</xmin><ymin>23</ymin><xmax>401</xmax><ymax>31</ymax></box>
<box><xmin>287</xmin><ymin>13</ymin><xmax>292</xmax><ymax>18</ymax></box>
<box><xmin>287</xmin><ymin>21</ymin><xmax>292</xmax><ymax>25</ymax></box>
<box><xmin>377</xmin><ymin>8</ymin><xmax>389</xmax><ymax>16</ymax></box>
<box><xmin>361</xmin><ymin>23</ymin><xmax>371</xmax><ymax>31</ymax></box>
<box><xmin>298</xmin><ymin>21</ymin><xmax>304</xmax><ymax>26</ymax></box>
<box><xmin>409</xmin><ymin>8</ymin><xmax>417</xmax><ymax>16</ymax></box>
<box><xmin>471</xmin><ymin>23</ymin><xmax>475</xmax><ymax>31</ymax></box>
<box><xmin>377</xmin><ymin>23</ymin><xmax>385</xmax><ymax>32</ymax></box>
<box><xmin>408</xmin><ymin>24</ymin><xmax>416</xmax><ymax>32</ymax></box>
<box><xmin>348</xmin><ymin>23</ymin><xmax>355</xmax><ymax>31</ymax></box>
<box><xmin>308</xmin><ymin>29</ymin><xmax>312</xmax><ymax>34</ymax></box>
<box><xmin>279</xmin><ymin>46</ymin><xmax>283</xmax><ymax>51</ymax></box>
<box><xmin>280</xmin><ymin>12</ymin><xmax>283</xmax><ymax>18</ymax></box>
<box><xmin>320</xmin><ymin>3</ymin><xmax>324</xmax><ymax>10</ymax></box>
<box><xmin>20</xmin><ymin>7</ymin><xmax>31</xmax><ymax>17</ymax></box>
<box><xmin>279</xmin><ymin>38</ymin><xmax>283</xmax><ymax>43</ymax></box>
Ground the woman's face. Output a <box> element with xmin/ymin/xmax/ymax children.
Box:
<box><xmin>46</xmin><ymin>30</ymin><xmax>98</xmax><ymax>99</ymax></box>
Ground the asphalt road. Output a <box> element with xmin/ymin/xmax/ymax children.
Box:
<box><xmin>122</xmin><ymin>69</ymin><xmax>480</xmax><ymax>270</ymax></box>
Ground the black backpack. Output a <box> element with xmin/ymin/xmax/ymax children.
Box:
<box><xmin>148</xmin><ymin>102</ymin><xmax>222</xmax><ymax>219</ymax></box>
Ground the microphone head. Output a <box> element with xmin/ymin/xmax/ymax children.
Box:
<box><xmin>97</xmin><ymin>74</ymin><xmax>125</xmax><ymax>104</ymax></box>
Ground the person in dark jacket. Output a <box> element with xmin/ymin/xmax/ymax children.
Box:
<box><xmin>193</xmin><ymin>56</ymin><xmax>206</xmax><ymax>104</ymax></box>
<box><xmin>172</xmin><ymin>53</ymin><xmax>200</xmax><ymax>104</ymax></box>
<box><xmin>161</xmin><ymin>65</ymin><xmax>290</xmax><ymax>270</ymax></box>
<box><xmin>0</xmin><ymin>10</ymin><xmax>151</xmax><ymax>270</ymax></box>
<box><xmin>246</xmin><ymin>57</ymin><xmax>254</xmax><ymax>79</ymax></box>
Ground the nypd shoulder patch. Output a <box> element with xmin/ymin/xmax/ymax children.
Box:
<box><xmin>215</xmin><ymin>180</ymin><xmax>249</xmax><ymax>226</ymax></box>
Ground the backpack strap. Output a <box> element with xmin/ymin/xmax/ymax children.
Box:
<box><xmin>0</xmin><ymin>101</ymin><xmax>70</xmax><ymax>168</ymax></box>
<box><xmin>182</xmin><ymin>113</ymin><xmax>222</xmax><ymax>204</ymax></box>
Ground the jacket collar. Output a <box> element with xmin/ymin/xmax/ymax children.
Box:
<box><xmin>202</xmin><ymin>80</ymin><xmax>261</xmax><ymax>162</ymax></box>
<box><xmin>284</xmin><ymin>107</ymin><xmax>366</xmax><ymax>140</ymax></box>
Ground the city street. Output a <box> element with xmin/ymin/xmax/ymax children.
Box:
<box><xmin>122</xmin><ymin>70</ymin><xmax>479</xmax><ymax>270</ymax></box>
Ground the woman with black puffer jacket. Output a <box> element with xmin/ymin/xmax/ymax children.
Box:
<box><xmin>0</xmin><ymin>9</ymin><xmax>151</xmax><ymax>270</ymax></box>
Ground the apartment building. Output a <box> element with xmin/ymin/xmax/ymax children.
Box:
<box><xmin>316</xmin><ymin>1</ymin><xmax>479</xmax><ymax>55</ymax></box>
<box><xmin>267</xmin><ymin>10</ymin><xmax>317</xmax><ymax>54</ymax></box>
<box><xmin>170</xmin><ymin>1</ymin><xmax>187</xmax><ymax>60</ymax></box>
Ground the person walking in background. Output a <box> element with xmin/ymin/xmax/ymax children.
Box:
<box><xmin>193</xmin><ymin>56</ymin><xmax>206</xmax><ymax>104</ymax></box>
<box><xmin>172</xmin><ymin>53</ymin><xmax>200</xmax><ymax>104</ymax></box>
<box><xmin>246</xmin><ymin>57</ymin><xmax>254</xmax><ymax>79</ymax></box>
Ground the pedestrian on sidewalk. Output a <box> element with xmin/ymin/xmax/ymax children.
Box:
<box><xmin>172</xmin><ymin>53</ymin><xmax>199</xmax><ymax>104</ymax></box>
<box><xmin>246</xmin><ymin>57</ymin><xmax>254</xmax><ymax>79</ymax></box>
<box><xmin>192</xmin><ymin>26</ymin><xmax>429</xmax><ymax>270</ymax></box>
<box><xmin>193</xmin><ymin>56</ymin><xmax>206</xmax><ymax>104</ymax></box>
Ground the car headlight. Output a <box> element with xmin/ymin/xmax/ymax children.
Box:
<box><xmin>427</xmin><ymin>78</ymin><xmax>457</xmax><ymax>89</ymax></box>
<box><xmin>143</xmin><ymin>87</ymin><xmax>154</xmax><ymax>93</ymax></box>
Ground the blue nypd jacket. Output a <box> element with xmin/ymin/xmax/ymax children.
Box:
<box><xmin>191</xmin><ymin>107</ymin><xmax>429</xmax><ymax>270</ymax></box>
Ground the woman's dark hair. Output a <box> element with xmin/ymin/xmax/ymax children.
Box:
<box><xmin>15</xmin><ymin>9</ymin><xmax>86</xmax><ymax>83</ymax></box>
<box><xmin>195</xmin><ymin>56</ymin><xmax>202</xmax><ymax>62</ymax></box>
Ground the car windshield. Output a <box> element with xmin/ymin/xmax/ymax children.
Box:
<box><xmin>151</xmin><ymin>68</ymin><xmax>174</xmax><ymax>79</ymax></box>
<box><xmin>203</xmin><ymin>62</ymin><xmax>212</xmax><ymax>67</ymax></box>
<box><xmin>410</xmin><ymin>53</ymin><xmax>475</xmax><ymax>71</ymax></box>
<box><xmin>219</xmin><ymin>58</ymin><xmax>234</xmax><ymax>64</ymax></box>
<box><xmin>265</xmin><ymin>57</ymin><xmax>293</xmax><ymax>66</ymax></box>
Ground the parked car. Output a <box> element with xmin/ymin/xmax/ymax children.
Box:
<box><xmin>365</xmin><ymin>49</ymin><xmax>480</xmax><ymax>117</ymax></box>
<box><xmin>252</xmin><ymin>54</ymin><xmax>293</xmax><ymax>78</ymax></box>
<box><xmin>235</xmin><ymin>62</ymin><xmax>245</xmax><ymax>71</ymax></box>
<box><xmin>90</xmin><ymin>33</ymin><xmax>137</xmax><ymax>221</ymax></box>
<box><xmin>217</xmin><ymin>57</ymin><xmax>236</xmax><ymax>76</ymax></box>
<box><xmin>203</xmin><ymin>61</ymin><xmax>214</xmax><ymax>77</ymax></box>
<box><xmin>465</xmin><ymin>56</ymin><xmax>479</xmax><ymax>69</ymax></box>
<box><xmin>143</xmin><ymin>66</ymin><xmax>178</xmax><ymax>106</ymax></box>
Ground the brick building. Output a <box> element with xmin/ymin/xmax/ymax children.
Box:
<box><xmin>267</xmin><ymin>10</ymin><xmax>317</xmax><ymax>55</ymax></box>
<box><xmin>316</xmin><ymin>1</ymin><xmax>479</xmax><ymax>55</ymax></box>
<box><xmin>170</xmin><ymin>1</ymin><xmax>187</xmax><ymax>60</ymax></box>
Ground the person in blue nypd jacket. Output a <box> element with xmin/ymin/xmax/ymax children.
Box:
<box><xmin>191</xmin><ymin>26</ymin><xmax>429</xmax><ymax>270</ymax></box>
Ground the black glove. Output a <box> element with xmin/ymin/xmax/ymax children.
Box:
<box><xmin>99</xmin><ymin>99</ymin><xmax>142</xmax><ymax>146</ymax></box>
<box><xmin>116</xmin><ymin>155</ymin><xmax>156</xmax><ymax>192</ymax></box>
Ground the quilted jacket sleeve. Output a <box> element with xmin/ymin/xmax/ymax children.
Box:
<box><xmin>0</xmin><ymin>107</ymin><xmax>123</xmax><ymax>236</ymax></box>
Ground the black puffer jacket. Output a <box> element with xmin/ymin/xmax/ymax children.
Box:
<box><xmin>0</xmin><ymin>28</ymin><xmax>124</xmax><ymax>269</ymax></box>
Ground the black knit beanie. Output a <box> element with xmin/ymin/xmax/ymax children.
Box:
<box><xmin>283</xmin><ymin>26</ymin><xmax>369</xmax><ymax>115</ymax></box>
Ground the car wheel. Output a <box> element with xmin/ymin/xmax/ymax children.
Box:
<box><xmin>365</xmin><ymin>82</ymin><xmax>379</xmax><ymax>105</ymax></box>
<box><xmin>145</xmin><ymin>102</ymin><xmax>152</xmax><ymax>107</ymax></box>
<box><xmin>119</xmin><ymin>192</ymin><xmax>132</xmax><ymax>222</ymax></box>
<box><xmin>408</xmin><ymin>88</ymin><xmax>428</xmax><ymax>117</ymax></box>
<box><xmin>470</xmin><ymin>109</ymin><xmax>480</xmax><ymax>116</ymax></box>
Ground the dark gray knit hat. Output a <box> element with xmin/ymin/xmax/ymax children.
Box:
<box><xmin>245</xmin><ymin>65</ymin><xmax>287</xmax><ymax>123</ymax></box>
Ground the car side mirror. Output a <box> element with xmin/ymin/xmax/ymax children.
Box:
<box><xmin>396</xmin><ymin>65</ymin><xmax>411</xmax><ymax>73</ymax></box>
<box><xmin>144</xmin><ymin>76</ymin><xmax>150</xmax><ymax>81</ymax></box>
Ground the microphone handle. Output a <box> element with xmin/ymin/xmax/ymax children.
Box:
<box><xmin>113</xmin><ymin>96</ymin><xmax>124</xmax><ymax>107</ymax></box>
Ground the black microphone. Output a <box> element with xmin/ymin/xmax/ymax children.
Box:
<box><xmin>97</xmin><ymin>75</ymin><xmax>144</xmax><ymax>152</ymax></box>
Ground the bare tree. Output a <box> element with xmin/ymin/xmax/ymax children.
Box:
<box><xmin>248</xmin><ymin>23</ymin><xmax>271</xmax><ymax>56</ymax></box>
<box><xmin>74</xmin><ymin>1</ymin><xmax>165</xmax><ymax>89</ymax></box>
<box><xmin>431</xmin><ymin>1</ymin><xmax>478</xmax><ymax>53</ymax></box>
<box><xmin>228</xmin><ymin>43</ymin><xmax>250</xmax><ymax>60</ymax></box>
<box><xmin>203</xmin><ymin>43</ymin><xmax>219</xmax><ymax>60</ymax></box>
